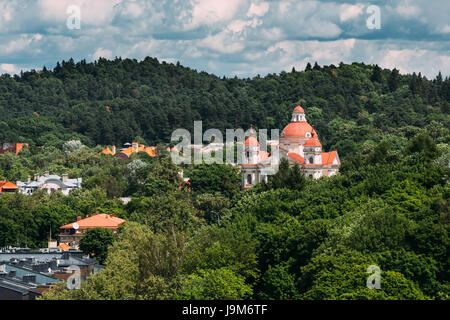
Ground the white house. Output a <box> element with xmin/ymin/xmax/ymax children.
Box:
<box><xmin>17</xmin><ymin>171</ymin><xmax>82</xmax><ymax>195</ymax></box>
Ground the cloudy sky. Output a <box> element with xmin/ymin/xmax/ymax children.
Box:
<box><xmin>0</xmin><ymin>0</ymin><xmax>449</xmax><ymax>78</ymax></box>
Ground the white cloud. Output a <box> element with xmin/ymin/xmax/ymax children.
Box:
<box><xmin>373</xmin><ymin>45</ymin><xmax>448</xmax><ymax>77</ymax></box>
<box><xmin>37</xmin><ymin>0</ymin><xmax>121</xmax><ymax>26</ymax></box>
<box><xmin>0</xmin><ymin>63</ymin><xmax>20</xmax><ymax>74</ymax></box>
<box><xmin>395</xmin><ymin>0</ymin><xmax>421</xmax><ymax>18</ymax></box>
<box><xmin>339</xmin><ymin>4</ymin><xmax>364</xmax><ymax>22</ymax></box>
<box><xmin>0</xmin><ymin>0</ymin><xmax>448</xmax><ymax>79</ymax></box>
<box><xmin>92</xmin><ymin>48</ymin><xmax>113</xmax><ymax>60</ymax></box>
<box><xmin>186</xmin><ymin>0</ymin><xmax>244</xmax><ymax>29</ymax></box>
<box><xmin>197</xmin><ymin>31</ymin><xmax>246</xmax><ymax>53</ymax></box>
<box><xmin>247</xmin><ymin>2</ymin><xmax>269</xmax><ymax>17</ymax></box>
<box><xmin>227</xmin><ymin>18</ymin><xmax>262</xmax><ymax>33</ymax></box>
<box><xmin>439</xmin><ymin>25</ymin><xmax>450</xmax><ymax>34</ymax></box>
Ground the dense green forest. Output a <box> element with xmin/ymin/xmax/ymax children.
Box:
<box><xmin>1</xmin><ymin>58</ymin><xmax>449</xmax><ymax>156</ymax></box>
<box><xmin>0</xmin><ymin>58</ymin><xmax>448</xmax><ymax>300</ymax></box>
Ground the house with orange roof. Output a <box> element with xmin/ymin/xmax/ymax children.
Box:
<box><xmin>0</xmin><ymin>181</ymin><xmax>18</xmax><ymax>194</ymax></box>
<box><xmin>59</xmin><ymin>212</ymin><xmax>126</xmax><ymax>248</ymax></box>
<box><xmin>240</xmin><ymin>106</ymin><xmax>340</xmax><ymax>188</ymax></box>
<box><xmin>100</xmin><ymin>142</ymin><xmax>158</xmax><ymax>159</ymax></box>
<box><xmin>0</xmin><ymin>143</ymin><xmax>28</xmax><ymax>155</ymax></box>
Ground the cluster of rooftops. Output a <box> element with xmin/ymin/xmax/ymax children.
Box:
<box><xmin>0</xmin><ymin>212</ymin><xmax>126</xmax><ymax>299</ymax></box>
<box><xmin>0</xmin><ymin>247</ymin><xmax>101</xmax><ymax>300</ymax></box>
<box><xmin>100</xmin><ymin>142</ymin><xmax>158</xmax><ymax>159</ymax></box>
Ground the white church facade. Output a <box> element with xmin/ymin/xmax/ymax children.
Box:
<box><xmin>240</xmin><ymin>106</ymin><xmax>341</xmax><ymax>188</ymax></box>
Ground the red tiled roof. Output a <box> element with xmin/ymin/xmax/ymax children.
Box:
<box><xmin>321</xmin><ymin>151</ymin><xmax>338</xmax><ymax>165</ymax></box>
<box><xmin>304</xmin><ymin>138</ymin><xmax>322</xmax><ymax>147</ymax></box>
<box><xmin>100</xmin><ymin>147</ymin><xmax>115</xmax><ymax>155</ymax></box>
<box><xmin>287</xmin><ymin>152</ymin><xmax>305</xmax><ymax>164</ymax></box>
<box><xmin>60</xmin><ymin>213</ymin><xmax>126</xmax><ymax>230</ymax></box>
<box><xmin>293</xmin><ymin>106</ymin><xmax>304</xmax><ymax>112</ymax></box>
<box><xmin>115</xmin><ymin>145</ymin><xmax>158</xmax><ymax>158</ymax></box>
<box><xmin>0</xmin><ymin>181</ymin><xmax>18</xmax><ymax>192</ymax></box>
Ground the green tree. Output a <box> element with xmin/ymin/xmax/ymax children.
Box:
<box><xmin>189</xmin><ymin>163</ymin><xmax>241</xmax><ymax>198</ymax></box>
<box><xmin>79</xmin><ymin>228</ymin><xmax>115</xmax><ymax>264</ymax></box>
<box><xmin>177</xmin><ymin>268</ymin><xmax>253</xmax><ymax>300</ymax></box>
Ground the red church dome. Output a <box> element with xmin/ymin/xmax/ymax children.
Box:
<box><xmin>282</xmin><ymin>121</ymin><xmax>313</xmax><ymax>137</ymax></box>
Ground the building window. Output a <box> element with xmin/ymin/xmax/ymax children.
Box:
<box><xmin>309</xmin><ymin>174</ymin><xmax>313</xmax><ymax>179</ymax></box>
<box><xmin>247</xmin><ymin>175</ymin><xmax>252</xmax><ymax>185</ymax></box>
<box><xmin>309</xmin><ymin>157</ymin><xmax>314</xmax><ymax>164</ymax></box>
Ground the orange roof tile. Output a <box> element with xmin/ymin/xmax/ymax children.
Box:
<box><xmin>100</xmin><ymin>147</ymin><xmax>115</xmax><ymax>155</ymax></box>
<box><xmin>60</xmin><ymin>213</ymin><xmax>126</xmax><ymax>230</ymax></box>
<box><xmin>287</xmin><ymin>152</ymin><xmax>305</xmax><ymax>164</ymax></box>
<box><xmin>0</xmin><ymin>181</ymin><xmax>18</xmax><ymax>192</ymax></box>
<box><xmin>58</xmin><ymin>243</ymin><xmax>71</xmax><ymax>251</ymax></box>
<box><xmin>116</xmin><ymin>145</ymin><xmax>158</xmax><ymax>158</ymax></box>
<box><xmin>304</xmin><ymin>138</ymin><xmax>322</xmax><ymax>147</ymax></box>
<box><xmin>321</xmin><ymin>151</ymin><xmax>338</xmax><ymax>165</ymax></box>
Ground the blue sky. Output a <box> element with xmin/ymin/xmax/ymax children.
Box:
<box><xmin>0</xmin><ymin>0</ymin><xmax>449</xmax><ymax>78</ymax></box>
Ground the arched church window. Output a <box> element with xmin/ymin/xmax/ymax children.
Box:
<box><xmin>309</xmin><ymin>157</ymin><xmax>314</xmax><ymax>164</ymax></box>
<box><xmin>309</xmin><ymin>174</ymin><xmax>313</xmax><ymax>179</ymax></box>
<box><xmin>247</xmin><ymin>174</ymin><xmax>252</xmax><ymax>185</ymax></box>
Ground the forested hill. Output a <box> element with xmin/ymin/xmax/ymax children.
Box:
<box><xmin>0</xmin><ymin>57</ymin><xmax>449</xmax><ymax>158</ymax></box>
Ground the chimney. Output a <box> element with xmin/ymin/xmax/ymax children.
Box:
<box><xmin>27</xmin><ymin>176</ymin><xmax>31</xmax><ymax>183</ymax></box>
<box><xmin>45</xmin><ymin>171</ymin><xmax>49</xmax><ymax>177</ymax></box>
<box><xmin>62</xmin><ymin>174</ymin><xmax>68</xmax><ymax>182</ymax></box>
<box><xmin>48</xmin><ymin>240</ymin><xmax>57</xmax><ymax>249</ymax></box>
<box><xmin>34</xmin><ymin>173</ymin><xmax>39</xmax><ymax>181</ymax></box>
<box><xmin>112</xmin><ymin>145</ymin><xmax>116</xmax><ymax>154</ymax></box>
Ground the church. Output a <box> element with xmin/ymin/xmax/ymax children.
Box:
<box><xmin>240</xmin><ymin>106</ymin><xmax>341</xmax><ymax>188</ymax></box>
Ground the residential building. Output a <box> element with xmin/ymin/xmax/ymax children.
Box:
<box><xmin>0</xmin><ymin>181</ymin><xmax>18</xmax><ymax>194</ymax></box>
<box><xmin>0</xmin><ymin>272</ymin><xmax>41</xmax><ymax>300</ymax></box>
<box><xmin>16</xmin><ymin>171</ymin><xmax>82</xmax><ymax>195</ymax></box>
<box><xmin>0</xmin><ymin>143</ymin><xmax>28</xmax><ymax>155</ymax></box>
<box><xmin>59</xmin><ymin>212</ymin><xmax>126</xmax><ymax>248</ymax></box>
<box><xmin>0</xmin><ymin>248</ymin><xmax>100</xmax><ymax>300</ymax></box>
